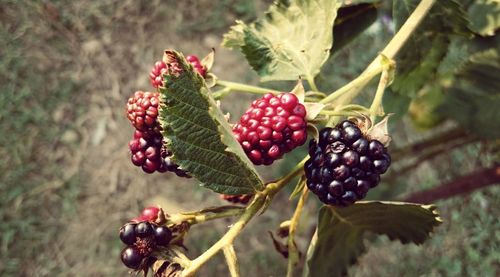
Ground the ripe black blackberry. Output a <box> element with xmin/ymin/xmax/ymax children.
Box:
<box><xmin>128</xmin><ymin>130</ymin><xmax>190</xmax><ymax>177</ymax></box>
<box><xmin>304</xmin><ymin>120</ymin><xmax>391</xmax><ymax>207</ymax></box>
<box><xmin>119</xmin><ymin>222</ymin><xmax>173</xmax><ymax>269</ymax></box>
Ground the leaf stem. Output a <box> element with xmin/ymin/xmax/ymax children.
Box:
<box><xmin>319</xmin><ymin>65</ymin><xmax>383</xmax><ymax>105</ymax></box>
<box><xmin>223</xmin><ymin>244</ymin><xmax>241</xmax><ymax>277</ymax></box>
<box><xmin>168</xmin><ymin>206</ymin><xmax>245</xmax><ymax>226</ymax></box>
<box><xmin>306</xmin><ymin>75</ymin><xmax>320</xmax><ymax>92</ymax></box>
<box><xmin>369</xmin><ymin>69</ymin><xmax>390</xmax><ymax>123</ymax></box>
<box><xmin>217</xmin><ymin>80</ymin><xmax>280</xmax><ymax>95</ymax></box>
<box><xmin>286</xmin><ymin>185</ymin><xmax>309</xmax><ymax>277</ymax></box>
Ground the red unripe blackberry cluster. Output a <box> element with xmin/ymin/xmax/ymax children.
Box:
<box><xmin>305</xmin><ymin>120</ymin><xmax>391</xmax><ymax>207</ymax></box>
<box><xmin>220</xmin><ymin>194</ymin><xmax>253</xmax><ymax>205</ymax></box>
<box><xmin>149</xmin><ymin>54</ymin><xmax>206</xmax><ymax>89</ymax></box>
<box><xmin>232</xmin><ymin>93</ymin><xmax>307</xmax><ymax>165</ymax></box>
<box><xmin>126</xmin><ymin>91</ymin><xmax>161</xmax><ymax>132</ymax></box>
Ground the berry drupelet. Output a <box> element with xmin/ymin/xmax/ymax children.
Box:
<box><xmin>304</xmin><ymin>120</ymin><xmax>391</xmax><ymax>207</ymax></box>
<box><xmin>232</xmin><ymin>92</ymin><xmax>307</xmax><ymax>165</ymax></box>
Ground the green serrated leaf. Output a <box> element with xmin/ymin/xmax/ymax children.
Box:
<box><xmin>332</xmin><ymin>2</ymin><xmax>380</xmax><ymax>54</ymax></box>
<box><xmin>222</xmin><ymin>0</ymin><xmax>339</xmax><ymax>81</ymax></box>
<box><xmin>303</xmin><ymin>201</ymin><xmax>442</xmax><ymax>277</ymax></box>
<box><xmin>439</xmin><ymin>35</ymin><xmax>500</xmax><ymax>138</ymax></box>
<box><xmin>158</xmin><ymin>50</ymin><xmax>264</xmax><ymax>195</ymax></box>
<box><xmin>392</xmin><ymin>0</ymin><xmax>472</xmax><ymax>97</ymax></box>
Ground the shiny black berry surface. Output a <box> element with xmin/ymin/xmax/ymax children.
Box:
<box><xmin>121</xmin><ymin>246</ymin><xmax>144</xmax><ymax>269</ymax></box>
<box><xmin>304</xmin><ymin>120</ymin><xmax>391</xmax><ymax>206</ymax></box>
<box><xmin>119</xmin><ymin>223</ymin><xmax>137</xmax><ymax>245</ymax></box>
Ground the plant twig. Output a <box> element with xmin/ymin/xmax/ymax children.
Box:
<box><xmin>286</xmin><ymin>186</ymin><xmax>309</xmax><ymax>277</ymax></box>
<box><xmin>369</xmin><ymin>68</ymin><xmax>390</xmax><ymax>123</ymax></box>
<box><xmin>322</xmin><ymin>0</ymin><xmax>436</xmax><ymax>105</ymax></box>
<box><xmin>168</xmin><ymin>206</ymin><xmax>245</xmax><ymax>226</ymax></box>
<box><xmin>307</xmin><ymin>75</ymin><xmax>320</xmax><ymax>92</ymax></box>
<box><xmin>181</xmin><ymin>157</ymin><xmax>308</xmax><ymax>277</ymax></box>
<box><xmin>403</xmin><ymin>165</ymin><xmax>500</xmax><ymax>204</ymax></box>
<box><xmin>217</xmin><ymin>80</ymin><xmax>280</xmax><ymax>95</ymax></box>
<box><xmin>223</xmin><ymin>244</ymin><xmax>240</xmax><ymax>277</ymax></box>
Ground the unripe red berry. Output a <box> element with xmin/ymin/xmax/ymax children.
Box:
<box><xmin>232</xmin><ymin>92</ymin><xmax>307</xmax><ymax>165</ymax></box>
<box><xmin>126</xmin><ymin>91</ymin><xmax>161</xmax><ymax>132</ymax></box>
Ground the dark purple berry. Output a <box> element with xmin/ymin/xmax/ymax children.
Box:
<box><xmin>120</xmin><ymin>223</ymin><xmax>137</xmax><ymax>245</ymax></box>
<box><xmin>342</xmin><ymin>126</ymin><xmax>362</xmax><ymax>143</ymax></box>
<box><xmin>135</xmin><ymin>222</ymin><xmax>153</xmax><ymax>238</ymax></box>
<box><xmin>154</xmin><ymin>226</ymin><xmax>172</xmax><ymax>246</ymax></box>
<box><xmin>121</xmin><ymin>246</ymin><xmax>144</xmax><ymax>269</ymax></box>
<box><xmin>373</xmin><ymin>159</ymin><xmax>389</xmax><ymax>174</ymax></box>
<box><xmin>369</xmin><ymin>140</ymin><xmax>385</xmax><ymax>158</ymax></box>
<box><xmin>342</xmin><ymin>150</ymin><xmax>359</xmax><ymax>167</ymax></box>
<box><xmin>328</xmin><ymin>180</ymin><xmax>344</xmax><ymax>196</ymax></box>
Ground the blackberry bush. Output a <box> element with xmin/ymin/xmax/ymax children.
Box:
<box><xmin>305</xmin><ymin>120</ymin><xmax>391</xmax><ymax>206</ymax></box>
<box><xmin>115</xmin><ymin>0</ymin><xmax>461</xmax><ymax>275</ymax></box>
<box><xmin>232</xmin><ymin>92</ymin><xmax>307</xmax><ymax>165</ymax></box>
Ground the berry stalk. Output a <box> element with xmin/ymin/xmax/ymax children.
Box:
<box><xmin>286</xmin><ymin>185</ymin><xmax>309</xmax><ymax>277</ymax></box>
<box><xmin>369</xmin><ymin>64</ymin><xmax>393</xmax><ymax>122</ymax></box>
<box><xmin>216</xmin><ymin>80</ymin><xmax>280</xmax><ymax>95</ymax></box>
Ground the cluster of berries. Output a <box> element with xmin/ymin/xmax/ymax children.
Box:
<box><xmin>125</xmin><ymin>55</ymin><xmax>206</xmax><ymax>175</ymax></box>
<box><xmin>232</xmin><ymin>92</ymin><xmax>307</xmax><ymax>165</ymax></box>
<box><xmin>120</xmin><ymin>207</ymin><xmax>172</xmax><ymax>269</ymax></box>
<box><xmin>304</xmin><ymin>120</ymin><xmax>391</xmax><ymax>206</ymax></box>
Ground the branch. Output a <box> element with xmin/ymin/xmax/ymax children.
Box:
<box><xmin>403</xmin><ymin>165</ymin><xmax>500</xmax><ymax>204</ymax></box>
<box><xmin>321</xmin><ymin>0</ymin><xmax>436</xmax><ymax>105</ymax></box>
<box><xmin>286</xmin><ymin>186</ymin><xmax>309</xmax><ymax>277</ymax></box>
<box><xmin>223</xmin><ymin>244</ymin><xmax>240</xmax><ymax>277</ymax></box>
<box><xmin>168</xmin><ymin>206</ymin><xmax>245</xmax><ymax>226</ymax></box>
<box><xmin>180</xmin><ymin>157</ymin><xmax>308</xmax><ymax>277</ymax></box>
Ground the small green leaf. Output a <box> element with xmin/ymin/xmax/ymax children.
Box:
<box><xmin>332</xmin><ymin>2</ymin><xmax>380</xmax><ymax>54</ymax></box>
<box><xmin>158</xmin><ymin>50</ymin><xmax>264</xmax><ymax>195</ymax></box>
<box><xmin>304</xmin><ymin>201</ymin><xmax>442</xmax><ymax>277</ymax></box>
<box><xmin>222</xmin><ymin>0</ymin><xmax>339</xmax><ymax>81</ymax></box>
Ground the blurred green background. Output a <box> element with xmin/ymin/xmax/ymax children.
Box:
<box><xmin>0</xmin><ymin>0</ymin><xmax>498</xmax><ymax>276</ymax></box>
